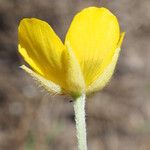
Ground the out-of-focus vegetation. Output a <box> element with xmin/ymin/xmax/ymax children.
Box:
<box><xmin>0</xmin><ymin>0</ymin><xmax>150</xmax><ymax>150</ymax></box>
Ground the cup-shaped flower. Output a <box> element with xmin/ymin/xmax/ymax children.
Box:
<box><xmin>18</xmin><ymin>7</ymin><xmax>125</xmax><ymax>98</ymax></box>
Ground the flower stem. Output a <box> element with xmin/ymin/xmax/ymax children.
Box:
<box><xmin>73</xmin><ymin>94</ymin><xmax>87</xmax><ymax>150</ymax></box>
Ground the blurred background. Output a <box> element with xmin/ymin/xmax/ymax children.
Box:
<box><xmin>0</xmin><ymin>0</ymin><xmax>150</xmax><ymax>150</ymax></box>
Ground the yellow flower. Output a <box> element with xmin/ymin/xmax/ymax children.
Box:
<box><xmin>18</xmin><ymin>7</ymin><xmax>125</xmax><ymax>97</ymax></box>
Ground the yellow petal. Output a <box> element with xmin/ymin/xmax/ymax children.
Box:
<box><xmin>62</xmin><ymin>42</ymin><xmax>85</xmax><ymax>97</ymax></box>
<box><xmin>117</xmin><ymin>32</ymin><xmax>125</xmax><ymax>48</ymax></box>
<box><xmin>86</xmin><ymin>33</ymin><xmax>125</xmax><ymax>94</ymax></box>
<box><xmin>65</xmin><ymin>7</ymin><xmax>120</xmax><ymax>87</ymax></box>
<box><xmin>18</xmin><ymin>18</ymin><xmax>66</xmax><ymax>88</ymax></box>
<box><xmin>21</xmin><ymin>65</ymin><xmax>61</xmax><ymax>94</ymax></box>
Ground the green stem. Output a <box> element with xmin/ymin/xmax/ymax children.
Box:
<box><xmin>73</xmin><ymin>94</ymin><xmax>87</xmax><ymax>150</ymax></box>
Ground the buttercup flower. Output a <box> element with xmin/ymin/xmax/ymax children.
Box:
<box><xmin>18</xmin><ymin>7</ymin><xmax>125</xmax><ymax>98</ymax></box>
<box><xmin>18</xmin><ymin>7</ymin><xmax>125</xmax><ymax>150</ymax></box>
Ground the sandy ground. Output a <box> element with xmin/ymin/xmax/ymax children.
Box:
<box><xmin>0</xmin><ymin>0</ymin><xmax>150</xmax><ymax>150</ymax></box>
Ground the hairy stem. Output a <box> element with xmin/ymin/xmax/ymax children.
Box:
<box><xmin>73</xmin><ymin>94</ymin><xmax>87</xmax><ymax>150</ymax></box>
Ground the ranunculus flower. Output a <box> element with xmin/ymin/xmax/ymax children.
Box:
<box><xmin>18</xmin><ymin>7</ymin><xmax>125</xmax><ymax>98</ymax></box>
<box><xmin>18</xmin><ymin>7</ymin><xmax>125</xmax><ymax>150</ymax></box>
